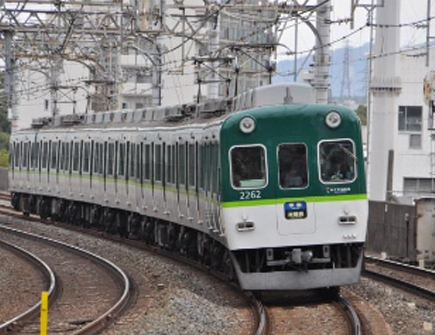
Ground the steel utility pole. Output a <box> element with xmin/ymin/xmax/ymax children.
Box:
<box><xmin>313</xmin><ymin>0</ymin><xmax>331</xmax><ymax>104</ymax></box>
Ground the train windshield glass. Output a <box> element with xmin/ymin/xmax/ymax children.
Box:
<box><xmin>231</xmin><ymin>146</ymin><xmax>267</xmax><ymax>189</ymax></box>
<box><xmin>319</xmin><ymin>140</ymin><xmax>356</xmax><ymax>183</ymax></box>
<box><xmin>278</xmin><ymin>144</ymin><xmax>308</xmax><ymax>189</ymax></box>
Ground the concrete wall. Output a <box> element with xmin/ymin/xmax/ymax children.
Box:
<box><xmin>0</xmin><ymin>168</ymin><xmax>8</xmax><ymax>191</ymax></box>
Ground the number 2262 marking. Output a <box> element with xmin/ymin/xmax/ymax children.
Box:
<box><xmin>240</xmin><ymin>191</ymin><xmax>262</xmax><ymax>200</ymax></box>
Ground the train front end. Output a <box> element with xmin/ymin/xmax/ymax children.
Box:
<box><xmin>220</xmin><ymin>104</ymin><xmax>367</xmax><ymax>290</ymax></box>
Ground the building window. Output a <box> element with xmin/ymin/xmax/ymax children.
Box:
<box><xmin>409</xmin><ymin>134</ymin><xmax>422</xmax><ymax>149</ymax></box>
<box><xmin>398</xmin><ymin>106</ymin><xmax>422</xmax><ymax>132</ymax></box>
<box><xmin>404</xmin><ymin>178</ymin><xmax>435</xmax><ymax>196</ymax></box>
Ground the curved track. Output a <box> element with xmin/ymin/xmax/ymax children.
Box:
<box><xmin>364</xmin><ymin>256</ymin><xmax>435</xmax><ymax>300</ymax></box>
<box><xmin>0</xmin><ymin>200</ymin><xmax>266</xmax><ymax>335</ymax></box>
<box><xmin>0</xmin><ymin>224</ymin><xmax>132</xmax><ymax>335</ymax></box>
<box><xmin>262</xmin><ymin>291</ymin><xmax>364</xmax><ymax>335</ymax></box>
<box><xmin>0</xmin><ymin>239</ymin><xmax>56</xmax><ymax>334</ymax></box>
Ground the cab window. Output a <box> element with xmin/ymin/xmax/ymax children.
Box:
<box><xmin>230</xmin><ymin>145</ymin><xmax>267</xmax><ymax>189</ymax></box>
<box><xmin>278</xmin><ymin>143</ymin><xmax>307</xmax><ymax>189</ymax></box>
<box><xmin>319</xmin><ymin>140</ymin><xmax>356</xmax><ymax>183</ymax></box>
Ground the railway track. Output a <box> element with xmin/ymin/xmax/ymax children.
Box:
<box><xmin>0</xmin><ymin>239</ymin><xmax>55</xmax><ymax>334</ymax></box>
<box><xmin>262</xmin><ymin>291</ymin><xmax>363</xmax><ymax>335</ymax></box>
<box><xmin>0</xmin><ymin>202</ymin><xmax>266</xmax><ymax>335</ymax></box>
<box><xmin>0</xmin><ymin>224</ymin><xmax>131</xmax><ymax>335</ymax></box>
<box><xmin>364</xmin><ymin>256</ymin><xmax>435</xmax><ymax>301</ymax></box>
<box><xmin>0</xmin><ymin>194</ymin><xmax>365</xmax><ymax>335</ymax></box>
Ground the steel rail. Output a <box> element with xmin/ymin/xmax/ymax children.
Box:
<box><xmin>0</xmin><ymin>239</ymin><xmax>56</xmax><ymax>334</ymax></box>
<box><xmin>336</xmin><ymin>295</ymin><xmax>362</xmax><ymax>335</ymax></box>
<box><xmin>0</xmin><ymin>205</ymin><xmax>266</xmax><ymax>335</ymax></box>
<box><xmin>364</xmin><ymin>256</ymin><xmax>435</xmax><ymax>301</ymax></box>
<box><xmin>0</xmin><ymin>224</ymin><xmax>131</xmax><ymax>335</ymax></box>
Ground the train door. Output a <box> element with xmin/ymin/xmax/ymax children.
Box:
<box><xmin>40</xmin><ymin>139</ymin><xmax>49</xmax><ymax>192</ymax></box>
<box><xmin>153</xmin><ymin>141</ymin><xmax>165</xmax><ymax>214</ymax></box>
<box><xmin>274</xmin><ymin>139</ymin><xmax>316</xmax><ymax>235</ymax></box>
<box><xmin>125</xmin><ymin>140</ymin><xmax>135</xmax><ymax>209</ymax></box>
<box><xmin>80</xmin><ymin>140</ymin><xmax>91</xmax><ymax>201</ymax></box>
<box><xmin>177</xmin><ymin>141</ymin><xmax>189</xmax><ymax>221</ymax></box>
<box><xmin>116</xmin><ymin>140</ymin><xmax>127</xmax><ymax>208</ymax></box>
<box><xmin>104</xmin><ymin>140</ymin><xmax>116</xmax><ymax>206</ymax></box>
<box><xmin>71</xmin><ymin>140</ymin><xmax>81</xmax><ymax>198</ymax></box>
<box><xmin>51</xmin><ymin>140</ymin><xmax>60</xmax><ymax>196</ymax></box>
<box><xmin>165</xmin><ymin>142</ymin><xmax>177</xmax><ymax>219</ymax></box>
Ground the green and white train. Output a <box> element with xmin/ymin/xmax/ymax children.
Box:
<box><xmin>9</xmin><ymin>83</ymin><xmax>368</xmax><ymax>290</ymax></box>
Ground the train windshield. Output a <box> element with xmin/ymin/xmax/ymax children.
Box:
<box><xmin>230</xmin><ymin>145</ymin><xmax>267</xmax><ymax>189</ymax></box>
<box><xmin>319</xmin><ymin>140</ymin><xmax>356</xmax><ymax>183</ymax></box>
<box><xmin>278</xmin><ymin>143</ymin><xmax>308</xmax><ymax>189</ymax></box>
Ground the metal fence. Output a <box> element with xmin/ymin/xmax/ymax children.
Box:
<box><xmin>0</xmin><ymin>168</ymin><xmax>8</xmax><ymax>191</ymax></box>
<box><xmin>366</xmin><ymin>201</ymin><xmax>416</xmax><ymax>261</ymax></box>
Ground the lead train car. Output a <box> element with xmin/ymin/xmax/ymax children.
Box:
<box><xmin>9</xmin><ymin>84</ymin><xmax>368</xmax><ymax>291</ymax></box>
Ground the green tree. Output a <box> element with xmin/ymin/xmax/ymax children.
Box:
<box><xmin>0</xmin><ymin>150</ymin><xmax>8</xmax><ymax>168</ymax></box>
<box><xmin>355</xmin><ymin>104</ymin><xmax>367</xmax><ymax>125</ymax></box>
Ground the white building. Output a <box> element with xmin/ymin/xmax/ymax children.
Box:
<box><xmin>389</xmin><ymin>48</ymin><xmax>435</xmax><ymax>203</ymax></box>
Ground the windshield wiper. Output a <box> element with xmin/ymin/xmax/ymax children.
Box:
<box><xmin>339</xmin><ymin>144</ymin><xmax>357</xmax><ymax>162</ymax></box>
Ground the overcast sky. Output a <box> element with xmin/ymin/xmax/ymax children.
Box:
<box><xmin>279</xmin><ymin>0</ymin><xmax>431</xmax><ymax>59</ymax></box>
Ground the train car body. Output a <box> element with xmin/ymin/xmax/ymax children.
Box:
<box><xmin>9</xmin><ymin>83</ymin><xmax>368</xmax><ymax>290</ymax></box>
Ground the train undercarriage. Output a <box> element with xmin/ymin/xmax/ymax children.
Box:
<box><xmin>11</xmin><ymin>192</ymin><xmax>364</xmax><ymax>291</ymax></box>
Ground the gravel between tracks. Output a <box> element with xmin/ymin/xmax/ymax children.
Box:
<box><xmin>0</xmin><ymin>215</ymin><xmax>250</xmax><ymax>335</ymax></box>
<box><xmin>0</xmin><ymin>244</ymin><xmax>44</xmax><ymax>324</ymax></box>
<box><xmin>348</xmin><ymin>277</ymin><xmax>435</xmax><ymax>335</ymax></box>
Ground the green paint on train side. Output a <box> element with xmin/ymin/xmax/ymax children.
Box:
<box><xmin>219</xmin><ymin>104</ymin><xmax>366</xmax><ymax>203</ymax></box>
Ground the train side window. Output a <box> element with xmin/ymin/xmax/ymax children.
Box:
<box><xmin>14</xmin><ymin>142</ymin><xmax>20</xmax><ymax>169</ymax></box>
<box><xmin>188</xmin><ymin>143</ymin><xmax>195</xmax><ymax>188</ymax></box>
<box><xmin>319</xmin><ymin>140</ymin><xmax>357</xmax><ymax>183</ymax></box>
<box><xmin>171</xmin><ymin>144</ymin><xmax>176</xmax><ymax>185</ymax></box>
<box><xmin>72</xmin><ymin>142</ymin><xmax>80</xmax><ymax>172</ymax></box>
<box><xmin>144</xmin><ymin>144</ymin><xmax>151</xmax><ymax>180</ymax></box>
<box><xmin>94</xmin><ymin>142</ymin><xmax>99</xmax><ymax>174</ymax></box>
<box><xmin>205</xmin><ymin>143</ymin><xmax>210</xmax><ymax>194</ymax></box>
<box><xmin>155</xmin><ymin>144</ymin><xmax>162</xmax><ymax>182</ymax></box>
<box><xmin>99</xmin><ymin>143</ymin><xmax>104</xmax><ymax>175</ymax></box>
<box><xmin>130</xmin><ymin>142</ymin><xmax>135</xmax><ymax>179</ymax></box>
<box><xmin>10</xmin><ymin>143</ymin><xmax>14</xmax><ymax>170</ymax></box>
<box><xmin>167</xmin><ymin>145</ymin><xmax>172</xmax><ymax>184</ymax></box>
<box><xmin>114</xmin><ymin>141</ymin><xmax>118</xmax><ymax>178</ymax></box>
<box><xmin>179</xmin><ymin>143</ymin><xmax>186</xmax><ymax>186</ymax></box>
<box><xmin>136</xmin><ymin>143</ymin><xmax>141</xmax><ymax>181</ymax></box>
<box><xmin>66</xmin><ymin>142</ymin><xmax>71</xmax><ymax>173</ymax></box>
<box><xmin>107</xmin><ymin>143</ymin><xmax>115</xmax><ymax>176</ymax></box>
<box><xmin>30</xmin><ymin>143</ymin><xmax>34</xmax><ymax>169</ymax></box>
<box><xmin>230</xmin><ymin>145</ymin><xmax>267</xmax><ymax>189</ymax></box>
<box><xmin>51</xmin><ymin>142</ymin><xmax>58</xmax><ymax>171</ymax></box>
<box><xmin>278</xmin><ymin>143</ymin><xmax>308</xmax><ymax>189</ymax></box>
<box><xmin>212</xmin><ymin>143</ymin><xmax>219</xmax><ymax>195</ymax></box>
<box><xmin>42</xmin><ymin>142</ymin><xmax>48</xmax><ymax>169</ymax></box>
<box><xmin>59</xmin><ymin>143</ymin><xmax>64</xmax><ymax>171</ymax></box>
<box><xmin>199</xmin><ymin>144</ymin><xmax>205</xmax><ymax>190</ymax></box>
<box><xmin>118</xmin><ymin>142</ymin><xmax>126</xmax><ymax>177</ymax></box>
<box><xmin>83</xmin><ymin>142</ymin><xmax>91</xmax><ymax>173</ymax></box>
<box><xmin>22</xmin><ymin>142</ymin><xmax>28</xmax><ymax>168</ymax></box>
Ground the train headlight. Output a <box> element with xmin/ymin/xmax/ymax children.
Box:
<box><xmin>239</xmin><ymin>116</ymin><xmax>256</xmax><ymax>134</ymax></box>
<box><xmin>325</xmin><ymin>110</ymin><xmax>342</xmax><ymax>129</ymax></box>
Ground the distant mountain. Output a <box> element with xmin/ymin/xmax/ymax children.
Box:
<box><xmin>274</xmin><ymin>43</ymin><xmax>370</xmax><ymax>99</ymax></box>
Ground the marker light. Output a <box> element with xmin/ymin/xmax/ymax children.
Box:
<box><xmin>325</xmin><ymin>110</ymin><xmax>342</xmax><ymax>129</ymax></box>
<box><xmin>239</xmin><ymin>116</ymin><xmax>256</xmax><ymax>134</ymax></box>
